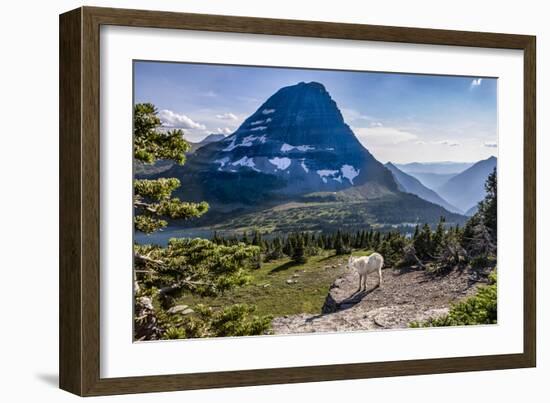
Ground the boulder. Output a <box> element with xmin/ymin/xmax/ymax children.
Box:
<box><xmin>167</xmin><ymin>305</ymin><xmax>194</xmax><ymax>315</ymax></box>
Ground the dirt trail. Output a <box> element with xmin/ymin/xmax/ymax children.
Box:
<box><xmin>272</xmin><ymin>265</ymin><xmax>484</xmax><ymax>334</ymax></box>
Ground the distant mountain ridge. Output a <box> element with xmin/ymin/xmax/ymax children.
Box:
<box><xmin>385</xmin><ymin>162</ymin><xmax>462</xmax><ymax>214</ymax></box>
<box><xmin>436</xmin><ymin>156</ymin><xmax>497</xmax><ymax>212</ymax></box>
<box><xmin>404</xmin><ymin>172</ymin><xmax>457</xmax><ymax>190</ymax></box>
<box><xmin>188</xmin><ymin>133</ymin><xmax>226</xmax><ymax>152</ymax></box>
<box><xmin>395</xmin><ymin>161</ymin><xmax>475</xmax><ymax>175</ymax></box>
<box><xmin>199</xmin><ymin>133</ymin><xmax>226</xmax><ymax>145</ymax></box>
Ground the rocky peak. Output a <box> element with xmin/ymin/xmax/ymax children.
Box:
<box><xmin>163</xmin><ymin>81</ymin><xmax>399</xmax><ymax>204</ymax></box>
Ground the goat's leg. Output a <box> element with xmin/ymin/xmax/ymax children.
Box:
<box><xmin>362</xmin><ymin>273</ymin><xmax>367</xmax><ymax>291</ymax></box>
<box><xmin>357</xmin><ymin>274</ymin><xmax>363</xmax><ymax>292</ymax></box>
<box><xmin>378</xmin><ymin>270</ymin><xmax>382</xmax><ymax>288</ymax></box>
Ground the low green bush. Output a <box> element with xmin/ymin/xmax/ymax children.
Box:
<box><xmin>410</xmin><ymin>271</ymin><xmax>497</xmax><ymax>327</ymax></box>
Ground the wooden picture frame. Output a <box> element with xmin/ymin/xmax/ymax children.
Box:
<box><xmin>59</xmin><ymin>6</ymin><xmax>536</xmax><ymax>396</ymax></box>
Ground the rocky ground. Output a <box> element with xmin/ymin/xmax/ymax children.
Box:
<box><xmin>271</xmin><ymin>265</ymin><xmax>485</xmax><ymax>334</ymax></box>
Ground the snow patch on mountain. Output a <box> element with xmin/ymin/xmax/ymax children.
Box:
<box><xmin>317</xmin><ymin>169</ymin><xmax>339</xmax><ymax>183</ymax></box>
<box><xmin>250</xmin><ymin>126</ymin><xmax>267</xmax><ymax>131</ymax></box>
<box><xmin>232</xmin><ymin>156</ymin><xmax>259</xmax><ymax>171</ymax></box>
<box><xmin>222</xmin><ymin>135</ymin><xmax>266</xmax><ymax>151</ymax></box>
<box><xmin>341</xmin><ymin>164</ymin><xmax>360</xmax><ymax>184</ymax></box>
<box><xmin>269</xmin><ymin>157</ymin><xmax>291</xmax><ymax>170</ymax></box>
<box><xmin>297</xmin><ymin>145</ymin><xmax>314</xmax><ymax>151</ymax></box>
<box><xmin>242</xmin><ymin>136</ymin><xmax>255</xmax><ymax>144</ymax></box>
<box><xmin>301</xmin><ymin>160</ymin><xmax>309</xmax><ymax>173</ymax></box>
<box><xmin>281</xmin><ymin>143</ymin><xmax>315</xmax><ymax>152</ymax></box>
<box><xmin>221</xmin><ymin>137</ymin><xmax>241</xmax><ymax>152</ymax></box>
<box><xmin>262</xmin><ymin>108</ymin><xmax>275</xmax><ymax>115</ymax></box>
<box><xmin>280</xmin><ymin>143</ymin><xmax>293</xmax><ymax>152</ymax></box>
<box><xmin>250</xmin><ymin>120</ymin><xmax>264</xmax><ymax>126</ymax></box>
<box><xmin>214</xmin><ymin>157</ymin><xmax>230</xmax><ymax>171</ymax></box>
<box><xmin>317</xmin><ymin>169</ymin><xmax>339</xmax><ymax>177</ymax></box>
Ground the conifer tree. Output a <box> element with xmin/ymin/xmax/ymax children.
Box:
<box><xmin>414</xmin><ymin>223</ymin><xmax>433</xmax><ymax>260</ymax></box>
<box><xmin>133</xmin><ymin>104</ymin><xmax>209</xmax><ymax>233</ymax></box>
<box><xmin>133</xmin><ymin>103</ymin><xmax>269</xmax><ymax>340</ymax></box>
<box><xmin>461</xmin><ymin>170</ymin><xmax>497</xmax><ymax>260</ymax></box>
<box><xmin>283</xmin><ymin>235</ymin><xmax>294</xmax><ymax>257</ymax></box>
<box><xmin>357</xmin><ymin>231</ymin><xmax>363</xmax><ymax>248</ymax></box>
<box><xmin>413</xmin><ymin>224</ymin><xmax>420</xmax><ymax>240</ymax></box>
<box><xmin>266</xmin><ymin>237</ymin><xmax>284</xmax><ymax>261</ymax></box>
<box><xmin>317</xmin><ymin>235</ymin><xmax>325</xmax><ymax>250</ymax></box>
<box><xmin>212</xmin><ymin>231</ymin><xmax>222</xmax><ymax>244</ymax></box>
<box><xmin>479</xmin><ymin>168</ymin><xmax>497</xmax><ymax>239</ymax></box>
<box><xmin>372</xmin><ymin>231</ymin><xmax>381</xmax><ymax>250</ymax></box>
<box><xmin>334</xmin><ymin>230</ymin><xmax>351</xmax><ymax>255</ymax></box>
<box><xmin>334</xmin><ymin>230</ymin><xmax>345</xmax><ymax>255</ymax></box>
<box><xmin>291</xmin><ymin>236</ymin><xmax>308</xmax><ymax>264</ymax></box>
<box><xmin>360</xmin><ymin>230</ymin><xmax>367</xmax><ymax>248</ymax></box>
<box><xmin>432</xmin><ymin>216</ymin><xmax>446</xmax><ymax>255</ymax></box>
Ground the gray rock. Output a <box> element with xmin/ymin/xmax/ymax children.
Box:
<box><xmin>167</xmin><ymin>305</ymin><xmax>194</xmax><ymax>315</ymax></box>
<box><xmin>138</xmin><ymin>296</ymin><xmax>153</xmax><ymax>311</ymax></box>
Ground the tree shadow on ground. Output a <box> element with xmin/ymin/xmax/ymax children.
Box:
<box><xmin>268</xmin><ymin>260</ymin><xmax>299</xmax><ymax>274</ymax></box>
<box><xmin>395</xmin><ymin>265</ymin><xmax>424</xmax><ymax>276</ymax></box>
<box><xmin>318</xmin><ymin>254</ymin><xmax>341</xmax><ymax>263</ymax></box>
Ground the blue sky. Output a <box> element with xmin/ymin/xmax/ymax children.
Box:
<box><xmin>134</xmin><ymin>61</ymin><xmax>497</xmax><ymax>164</ymax></box>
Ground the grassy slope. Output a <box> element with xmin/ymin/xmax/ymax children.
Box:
<box><xmin>175</xmin><ymin>252</ymin><xmax>345</xmax><ymax>317</ymax></box>
<box><xmin>176</xmin><ymin>250</ymin><xmax>374</xmax><ymax>318</ymax></box>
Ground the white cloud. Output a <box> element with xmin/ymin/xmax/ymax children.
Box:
<box><xmin>434</xmin><ymin>140</ymin><xmax>460</xmax><ymax>147</ymax></box>
<box><xmin>158</xmin><ymin>109</ymin><xmax>206</xmax><ymax>130</ymax></box>
<box><xmin>470</xmin><ymin>78</ymin><xmax>483</xmax><ymax>88</ymax></box>
<box><xmin>341</xmin><ymin>108</ymin><xmax>379</xmax><ymax>125</ymax></box>
<box><xmin>413</xmin><ymin>138</ymin><xmax>461</xmax><ymax>147</ymax></box>
<box><xmin>484</xmin><ymin>141</ymin><xmax>498</xmax><ymax>148</ymax></box>
<box><xmin>353</xmin><ymin>126</ymin><xmax>418</xmax><ymax>146</ymax></box>
<box><xmin>216</xmin><ymin>112</ymin><xmax>238</xmax><ymax>121</ymax></box>
<box><xmin>216</xmin><ymin>127</ymin><xmax>233</xmax><ymax>135</ymax></box>
<box><xmin>201</xmin><ymin>90</ymin><xmax>217</xmax><ymax>98</ymax></box>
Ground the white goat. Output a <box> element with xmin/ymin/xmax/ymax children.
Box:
<box><xmin>348</xmin><ymin>252</ymin><xmax>384</xmax><ymax>291</ymax></box>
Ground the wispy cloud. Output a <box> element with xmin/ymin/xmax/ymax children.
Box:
<box><xmin>434</xmin><ymin>140</ymin><xmax>460</xmax><ymax>147</ymax></box>
<box><xmin>158</xmin><ymin>109</ymin><xmax>206</xmax><ymax>130</ymax></box>
<box><xmin>341</xmin><ymin>108</ymin><xmax>379</xmax><ymax>125</ymax></box>
<box><xmin>216</xmin><ymin>112</ymin><xmax>238</xmax><ymax>121</ymax></box>
<box><xmin>353</xmin><ymin>126</ymin><xmax>418</xmax><ymax>146</ymax></box>
<box><xmin>483</xmin><ymin>141</ymin><xmax>498</xmax><ymax>148</ymax></box>
<box><xmin>470</xmin><ymin>78</ymin><xmax>483</xmax><ymax>88</ymax></box>
<box><xmin>237</xmin><ymin>95</ymin><xmax>260</xmax><ymax>103</ymax></box>
<box><xmin>216</xmin><ymin>127</ymin><xmax>233</xmax><ymax>134</ymax></box>
<box><xmin>410</xmin><ymin>138</ymin><xmax>460</xmax><ymax>147</ymax></box>
<box><xmin>201</xmin><ymin>90</ymin><xmax>218</xmax><ymax>98</ymax></box>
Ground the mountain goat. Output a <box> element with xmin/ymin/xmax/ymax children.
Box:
<box><xmin>348</xmin><ymin>252</ymin><xmax>384</xmax><ymax>291</ymax></box>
